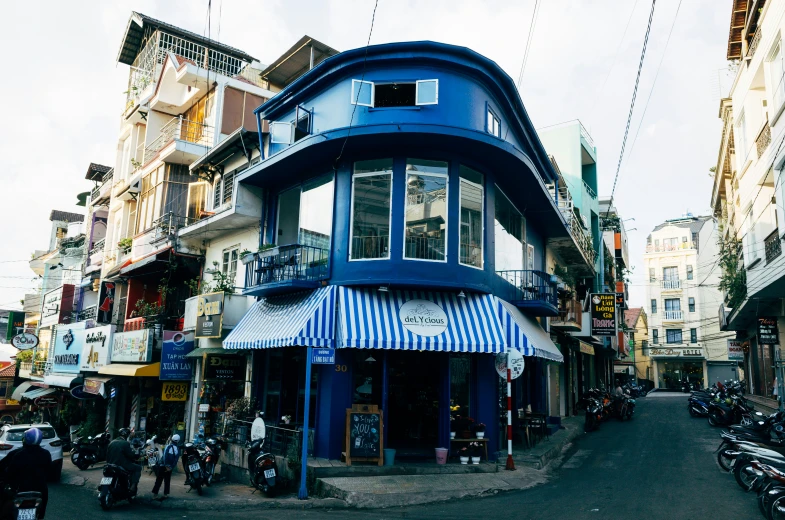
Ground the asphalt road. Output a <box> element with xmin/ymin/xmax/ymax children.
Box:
<box><xmin>46</xmin><ymin>393</ymin><xmax>761</xmax><ymax>519</ymax></box>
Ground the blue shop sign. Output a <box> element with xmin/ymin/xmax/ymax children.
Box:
<box><xmin>312</xmin><ymin>348</ymin><xmax>335</xmax><ymax>365</ymax></box>
<box><xmin>52</xmin><ymin>322</ymin><xmax>89</xmax><ymax>374</ymax></box>
<box><xmin>160</xmin><ymin>331</ymin><xmax>195</xmax><ymax>380</ymax></box>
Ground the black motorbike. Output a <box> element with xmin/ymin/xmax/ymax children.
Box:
<box><xmin>71</xmin><ymin>430</ymin><xmax>111</xmax><ymax>470</ymax></box>
<box><xmin>98</xmin><ymin>463</ymin><xmax>136</xmax><ymax>510</ymax></box>
<box><xmin>247</xmin><ymin>438</ymin><xmax>279</xmax><ymax>496</ymax></box>
<box><xmin>201</xmin><ymin>436</ymin><xmax>226</xmax><ymax>486</ymax></box>
<box><xmin>183</xmin><ymin>443</ymin><xmax>206</xmax><ymax>495</ymax></box>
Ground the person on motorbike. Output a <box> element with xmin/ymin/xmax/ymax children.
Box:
<box><xmin>106</xmin><ymin>428</ymin><xmax>141</xmax><ymax>495</ymax></box>
<box><xmin>2</xmin><ymin>428</ymin><xmax>52</xmax><ymax>519</ymax></box>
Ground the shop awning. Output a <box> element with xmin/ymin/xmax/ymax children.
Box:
<box><xmin>44</xmin><ymin>374</ymin><xmax>82</xmax><ymax>388</ymax></box>
<box><xmin>497</xmin><ymin>299</ymin><xmax>564</xmax><ymax>362</ymax></box>
<box><xmin>98</xmin><ymin>362</ymin><xmax>160</xmax><ymax>377</ymax></box>
<box><xmin>22</xmin><ymin>387</ymin><xmax>56</xmax><ymax>400</ymax></box>
<box><xmin>337</xmin><ymin>287</ymin><xmax>505</xmax><ymax>353</ymax></box>
<box><xmin>184</xmin><ymin>347</ymin><xmax>238</xmax><ymax>358</ymax></box>
<box><xmin>11</xmin><ymin>382</ymin><xmax>37</xmax><ymax>401</ymax></box>
<box><xmin>223</xmin><ymin>286</ymin><xmax>335</xmax><ymax>350</ymax></box>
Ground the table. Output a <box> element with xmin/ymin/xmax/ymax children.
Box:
<box><xmin>449</xmin><ymin>438</ymin><xmax>489</xmax><ymax>460</ymax></box>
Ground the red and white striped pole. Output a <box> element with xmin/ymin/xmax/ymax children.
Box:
<box><xmin>506</xmin><ymin>367</ymin><xmax>515</xmax><ymax>471</ymax></box>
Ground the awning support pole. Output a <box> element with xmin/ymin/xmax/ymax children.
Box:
<box><xmin>298</xmin><ymin>347</ymin><xmax>313</xmax><ymax>499</ymax></box>
<box><xmin>505</xmin><ymin>367</ymin><xmax>515</xmax><ymax>471</ymax></box>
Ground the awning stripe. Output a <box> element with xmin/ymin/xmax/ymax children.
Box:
<box><xmin>223</xmin><ymin>286</ymin><xmax>335</xmax><ymax>350</ymax></box>
<box><xmin>498</xmin><ymin>298</ymin><xmax>564</xmax><ymax>362</ymax></box>
<box><xmin>337</xmin><ymin>287</ymin><xmax>505</xmax><ymax>353</ymax></box>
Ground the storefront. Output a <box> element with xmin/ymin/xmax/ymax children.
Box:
<box><xmin>650</xmin><ymin>346</ymin><xmax>706</xmax><ymax>390</ymax></box>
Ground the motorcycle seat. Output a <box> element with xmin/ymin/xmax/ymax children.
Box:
<box><xmin>104</xmin><ymin>464</ymin><xmax>129</xmax><ymax>475</ymax></box>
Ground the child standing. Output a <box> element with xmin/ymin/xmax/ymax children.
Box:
<box><xmin>152</xmin><ymin>434</ymin><xmax>181</xmax><ymax>500</ymax></box>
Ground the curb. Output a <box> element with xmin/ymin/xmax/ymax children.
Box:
<box><xmin>135</xmin><ymin>494</ymin><xmax>350</xmax><ymax>511</ymax></box>
<box><xmin>514</xmin><ymin>424</ymin><xmax>583</xmax><ymax>470</ymax></box>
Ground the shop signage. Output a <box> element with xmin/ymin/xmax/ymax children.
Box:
<box><xmin>6</xmin><ymin>400</ymin><xmax>19</xmax><ymax>406</ymax></box>
<box><xmin>616</xmin><ymin>292</ymin><xmax>625</xmax><ymax>306</ymax></box>
<box><xmin>161</xmin><ymin>382</ymin><xmax>189</xmax><ymax>402</ymax></box>
<box><xmin>34</xmin><ymin>396</ymin><xmax>58</xmax><ymax>408</ymax></box>
<box><xmin>83</xmin><ymin>379</ymin><xmax>103</xmax><ymax>395</ymax></box>
<box><xmin>398</xmin><ymin>299</ymin><xmax>449</xmax><ymax>337</ymax></box>
<box><xmin>160</xmin><ymin>331</ymin><xmax>195</xmax><ymax>380</ymax></box>
<box><xmin>203</xmin><ymin>354</ymin><xmax>246</xmax><ymax>381</ymax></box>
<box><xmin>590</xmin><ymin>294</ymin><xmax>616</xmax><ymax>336</ymax></box>
<box><xmin>80</xmin><ymin>325</ymin><xmax>115</xmax><ymax>371</ymax></box>
<box><xmin>110</xmin><ymin>329</ymin><xmax>153</xmax><ymax>363</ymax></box>
<box><xmin>52</xmin><ymin>322</ymin><xmax>89</xmax><ymax>374</ymax></box>
<box><xmin>97</xmin><ymin>282</ymin><xmax>116</xmax><ymax>324</ymax></box>
<box><xmin>198</xmin><ymin>404</ymin><xmax>210</xmax><ymax>412</ymax></box>
<box><xmin>40</xmin><ymin>284</ymin><xmax>75</xmax><ymax>327</ymax></box>
<box><xmin>758</xmin><ymin>317</ymin><xmax>780</xmax><ymax>345</ymax></box>
<box><xmin>346</xmin><ymin>405</ymin><xmax>383</xmax><ymax>464</ymax></box>
<box><xmin>579</xmin><ymin>342</ymin><xmax>595</xmax><ymax>356</ymax></box>
<box><xmin>311</xmin><ymin>348</ymin><xmax>335</xmax><ymax>365</ymax></box>
<box><xmin>495</xmin><ymin>348</ymin><xmax>525</xmax><ymax>379</ymax></box>
<box><xmin>727</xmin><ymin>339</ymin><xmax>744</xmax><ymax>360</ymax></box>
<box><xmin>649</xmin><ymin>347</ymin><xmax>704</xmax><ymax>358</ymax></box>
<box><xmin>70</xmin><ymin>385</ymin><xmax>96</xmax><ymax>400</ymax></box>
<box><xmin>195</xmin><ymin>292</ymin><xmax>225</xmax><ymax>338</ymax></box>
<box><xmin>6</xmin><ymin>311</ymin><xmax>25</xmax><ymax>341</ymax></box>
<box><xmin>11</xmin><ymin>332</ymin><xmax>38</xmax><ymax>351</ymax></box>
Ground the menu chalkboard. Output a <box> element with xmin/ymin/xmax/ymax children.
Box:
<box><xmin>345</xmin><ymin>404</ymin><xmax>384</xmax><ymax>466</ymax></box>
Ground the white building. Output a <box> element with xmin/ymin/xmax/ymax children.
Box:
<box><xmin>644</xmin><ymin>215</ymin><xmax>735</xmax><ymax>389</ymax></box>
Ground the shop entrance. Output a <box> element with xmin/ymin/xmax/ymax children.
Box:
<box><xmin>387</xmin><ymin>351</ymin><xmax>441</xmax><ymax>458</ymax></box>
<box><xmin>657</xmin><ymin>360</ymin><xmax>703</xmax><ymax>389</ymax></box>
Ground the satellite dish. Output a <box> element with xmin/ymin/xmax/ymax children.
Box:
<box><xmin>251</xmin><ymin>417</ymin><xmax>266</xmax><ymax>441</ymax></box>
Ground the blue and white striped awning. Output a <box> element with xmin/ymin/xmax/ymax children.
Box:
<box><xmin>337</xmin><ymin>287</ymin><xmax>505</xmax><ymax>353</ymax></box>
<box><xmin>223</xmin><ymin>286</ymin><xmax>335</xmax><ymax>350</ymax></box>
<box><xmin>498</xmin><ymin>298</ymin><xmax>564</xmax><ymax>362</ymax></box>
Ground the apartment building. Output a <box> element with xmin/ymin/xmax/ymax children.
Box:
<box><xmin>711</xmin><ymin>0</ymin><xmax>785</xmax><ymax>403</ymax></box>
<box><xmin>644</xmin><ymin>215</ymin><xmax>735</xmax><ymax>389</ymax></box>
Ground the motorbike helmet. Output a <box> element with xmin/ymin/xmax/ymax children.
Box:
<box><xmin>172</xmin><ymin>434</ymin><xmax>180</xmax><ymax>443</ymax></box>
<box><xmin>23</xmin><ymin>428</ymin><xmax>43</xmax><ymax>446</ymax></box>
<box><xmin>118</xmin><ymin>428</ymin><xmax>131</xmax><ymax>440</ymax></box>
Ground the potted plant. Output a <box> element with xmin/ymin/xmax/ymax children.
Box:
<box><xmin>469</xmin><ymin>442</ymin><xmax>481</xmax><ymax>465</ymax></box>
<box><xmin>240</xmin><ymin>249</ymin><xmax>255</xmax><ymax>265</ymax></box>
<box><xmin>458</xmin><ymin>446</ymin><xmax>470</xmax><ymax>465</ymax></box>
<box><xmin>117</xmin><ymin>237</ymin><xmax>132</xmax><ymax>255</ymax></box>
<box><xmin>475</xmin><ymin>422</ymin><xmax>486</xmax><ymax>439</ymax></box>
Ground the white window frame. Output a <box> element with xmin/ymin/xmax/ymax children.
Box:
<box><xmin>348</xmin><ymin>169</ymin><xmax>394</xmax><ymax>262</ymax></box>
<box><xmin>458</xmin><ymin>174</ymin><xmax>484</xmax><ymax>270</ymax></box>
<box><xmin>415</xmin><ymin>79</ymin><xmax>439</xmax><ymax>105</ymax></box>
<box><xmin>351</xmin><ymin>79</ymin><xmax>375</xmax><ymax>107</ymax></box>
<box><xmin>527</xmin><ymin>244</ymin><xmax>535</xmax><ymax>271</ymax></box>
<box><xmin>270</xmin><ymin>122</ymin><xmax>293</xmax><ymax>144</ymax></box>
<box><xmin>403</xmin><ymin>168</ymin><xmax>449</xmax><ymax>263</ymax></box>
<box><xmin>222</xmin><ymin>245</ymin><xmax>240</xmax><ymax>276</ymax></box>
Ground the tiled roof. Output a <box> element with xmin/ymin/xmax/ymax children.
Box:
<box><xmin>0</xmin><ymin>365</ymin><xmax>15</xmax><ymax>378</ymax></box>
<box><xmin>85</xmin><ymin>163</ymin><xmax>112</xmax><ymax>181</ymax></box>
<box><xmin>49</xmin><ymin>210</ymin><xmax>84</xmax><ymax>223</ymax></box>
<box><xmin>625</xmin><ymin>307</ymin><xmax>643</xmax><ymax>329</ymax></box>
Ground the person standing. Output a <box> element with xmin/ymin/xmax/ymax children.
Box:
<box><xmin>152</xmin><ymin>434</ymin><xmax>180</xmax><ymax>500</ymax></box>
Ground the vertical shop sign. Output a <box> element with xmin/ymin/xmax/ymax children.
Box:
<box><xmin>590</xmin><ymin>293</ymin><xmax>617</xmax><ymax>336</ymax></box>
<box><xmin>195</xmin><ymin>292</ymin><xmax>224</xmax><ymax>338</ymax></box>
<box><xmin>758</xmin><ymin>317</ymin><xmax>780</xmax><ymax>345</ymax></box>
<box><xmin>160</xmin><ymin>331</ymin><xmax>195</xmax><ymax>380</ymax></box>
<box><xmin>6</xmin><ymin>311</ymin><xmax>25</xmax><ymax>340</ymax></box>
<box><xmin>97</xmin><ymin>282</ymin><xmax>116</xmax><ymax>324</ymax></box>
<box><xmin>727</xmin><ymin>339</ymin><xmax>744</xmax><ymax>360</ymax></box>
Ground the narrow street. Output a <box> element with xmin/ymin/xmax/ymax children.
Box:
<box><xmin>46</xmin><ymin>394</ymin><xmax>760</xmax><ymax>519</ymax></box>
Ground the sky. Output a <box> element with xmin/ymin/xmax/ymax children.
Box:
<box><xmin>0</xmin><ymin>0</ymin><xmax>733</xmax><ymax>310</ymax></box>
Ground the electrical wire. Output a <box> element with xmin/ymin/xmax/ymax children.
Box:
<box><xmin>516</xmin><ymin>0</ymin><xmax>540</xmax><ymax>89</ymax></box>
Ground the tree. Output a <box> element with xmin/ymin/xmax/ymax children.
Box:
<box><xmin>717</xmin><ymin>235</ymin><xmax>746</xmax><ymax>308</ymax></box>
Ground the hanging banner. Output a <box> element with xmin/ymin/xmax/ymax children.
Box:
<box><xmin>195</xmin><ymin>292</ymin><xmax>225</xmax><ymax>338</ymax></box>
<box><xmin>96</xmin><ymin>282</ymin><xmax>116</xmax><ymax>324</ymax></box>
<box><xmin>758</xmin><ymin>317</ymin><xmax>779</xmax><ymax>345</ymax></box>
<box><xmin>590</xmin><ymin>293</ymin><xmax>617</xmax><ymax>336</ymax></box>
<box><xmin>80</xmin><ymin>325</ymin><xmax>115</xmax><ymax>371</ymax></box>
<box><xmin>160</xmin><ymin>331</ymin><xmax>195</xmax><ymax>380</ymax></box>
<box><xmin>727</xmin><ymin>339</ymin><xmax>744</xmax><ymax>360</ymax></box>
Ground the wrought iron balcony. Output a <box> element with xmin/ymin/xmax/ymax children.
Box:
<box><xmin>756</xmin><ymin>122</ymin><xmax>771</xmax><ymax>159</ymax></box>
<box><xmin>765</xmin><ymin>229</ymin><xmax>782</xmax><ymax>264</ymax></box>
<box><xmin>661</xmin><ymin>279</ymin><xmax>681</xmax><ymax>290</ymax></box>
<box><xmin>244</xmin><ymin>244</ymin><xmax>330</xmax><ymax>297</ymax></box>
<box><xmin>663</xmin><ymin>310</ymin><xmax>684</xmax><ymax>321</ymax></box>
<box><xmin>496</xmin><ymin>270</ymin><xmax>558</xmax><ymax>317</ymax></box>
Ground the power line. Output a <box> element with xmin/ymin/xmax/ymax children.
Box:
<box><xmin>516</xmin><ymin>0</ymin><xmax>540</xmax><ymax>89</ymax></box>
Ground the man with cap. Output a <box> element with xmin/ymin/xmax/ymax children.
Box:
<box><xmin>152</xmin><ymin>434</ymin><xmax>180</xmax><ymax>500</ymax></box>
<box><xmin>3</xmin><ymin>428</ymin><xmax>52</xmax><ymax>518</ymax></box>
<box><xmin>106</xmin><ymin>428</ymin><xmax>141</xmax><ymax>495</ymax></box>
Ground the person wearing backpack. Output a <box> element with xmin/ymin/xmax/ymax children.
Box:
<box><xmin>152</xmin><ymin>434</ymin><xmax>181</xmax><ymax>500</ymax></box>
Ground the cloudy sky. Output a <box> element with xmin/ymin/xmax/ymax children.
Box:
<box><xmin>0</xmin><ymin>0</ymin><xmax>732</xmax><ymax>310</ymax></box>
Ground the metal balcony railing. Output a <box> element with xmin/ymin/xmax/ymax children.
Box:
<box><xmin>663</xmin><ymin>310</ymin><xmax>684</xmax><ymax>321</ymax></box>
<box><xmin>579</xmin><ymin>121</ymin><xmax>595</xmax><ymax>150</ymax></box>
<box><xmin>756</xmin><ymin>122</ymin><xmax>771</xmax><ymax>158</ymax></box>
<box><xmin>495</xmin><ymin>270</ymin><xmax>558</xmax><ymax>308</ymax></box>
<box><xmin>582</xmin><ymin>180</ymin><xmax>597</xmax><ymax>200</ymax></box>
<box><xmin>90</xmin><ymin>238</ymin><xmax>105</xmax><ymax>257</ymax></box>
<box><xmin>661</xmin><ymin>279</ymin><xmax>681</xmax><ymax>290</ymax></box>
<box><xmin>747</xmin><ymin>28</ymin><xmax>762</xmax><ymax>59</ymax></box>
<box><xmin>244</xmin><ymin>244</ymin><xmax>330</xmax><ymax>290</ymax></box>
<box><xmin>142</xmin><ymin>117</ymin><xmax>214</xmax><ymax>165</ymax></box>
<box><xmin>150</xmin><ymin>212</ymin><xmax>195</xmax><ymax>240</ymax></box>
<box><xmin>645</xmin><ymin>242</ymin><xmax>696</xmax><ymax>253</ymax></box>
<box><xmin>765</xmin><ymin>229</ymin><xmax>782</xmax><ymax>264</ymax></box>
<box><xmin>553</xmin><ymin>298</ymin><xmax>583</xmax><ymax>327</ymax></box>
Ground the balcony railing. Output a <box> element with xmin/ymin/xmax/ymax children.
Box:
<box><xmin>90</xmin><ymin>238</ymin><xmax>105</xmax><ymax>257</ymax></box>
<box><xmin>551</xmin><ymin>297</ymin><xmax>583</xmax><ymax>329</ymax></box>
<box><xmin>496</xmin><ymin>270</ymin><xmax>558</xmax><ymax>313</ymax></box>
<box><xmin>583</xmin><ymin>180</ymin><xmax>597</xmax><ymax>200</ymax></box>
<box><xmin>142</xmin><ymin>117</ymin><xmax>214</xmax><ymax>165</ymax></box>
<box><xmin>765</xmin><ymin>229</ymin><xmax>782</xmax><ymax>264</ymax></box>
<box><xmin>645</xmin><ymin>242</ymin><xmax>696</xmax><ymax>253</ymax></box>
<box><xmin>661</xmin><ymin>279</ymin><xmax>681</xmax><ymax>290</ymax></box>
<box><xmin>747</xmin><ymin>28</ymin><xmax>762</xmax><ymax>59</ymax></box>
<box><xmin>663</xmin><ymin>310</ymin><xmax>684</xmax><ymax>321</ymax></box>
<box><xmin>404</xmin><ymin>236</ymin><xmax>446</xmax><ymax>261</ymax></box>
<box><xmin>756</xmin><ymin>122</ymin><xmax>771</xmax><ymax>158</ymax></box>
<box><xmin>579</xmin><ymin>121</ymin><xmax>596</xmax><ymax>150</ymax></box>
<box><xmin>244</xmin><ymin>244</ymin><xmax>330</xmax><ymax>295</ymax></box>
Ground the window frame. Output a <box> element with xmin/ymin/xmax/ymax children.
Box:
<box><xmin>415</xmin><ymin>79</ymin><xmax>439</xmax><ymax>105</ymax></box>
<box><xmin>348</xmin><ymin>164</ymin><xmax>394</xmax><ymax>262</ymax></box>
<box><xmin>458</xmin><ymin>168</ymin><xmax>484</xmax><ymax>270</ymax></box>
<box><xmin>294</xmin><ymin>105</ymin><xmax>312</xmax><ymax>142</ymax></box>
<box><xmin>486</xmin><ymin>104</ymin><xmax>501</xmax><ymax>138</ymax></box>
<box><xmin>666</xmin><ymin>329</ymin><xmax>683</xmax><ymax>345</ymax></box>
<box><xmin>270</xmin><ymin>121</ymin><xmax>293</xmax><ymax>144</ymax></box>
<box><xmin>403</xmin><ymin>161</ymin><xmax>449</xmax><ymax>263</ymax></box>
<box><xmin>651</xmin><ymin>299</ymin><xmax>657</xmax><ymax>314</ymax></box>
<box><xmin>686</xmin><ymin>265</ymin><xmax>694</xmax><ymax>280</ymax></box>
<box><xmin>652</xmin><ymin>329</ymin><xmax>659</xmax><ymax>344</ymax></box>
<box><xmin>688</xmin><ymin>297</ymin><xmax>695</xmax><ymax>312</ymax></box>
<box><xmin>351</xmin><ymin>79</ymin><xmax>375</xmax><ymax>107</ymax></box>
<box><xmin>649</xmin><ymin>268</ymin><xmax>655</xmax><ymax>282</ymax></box>
<box><xmin>222</xmin><ymin>245</ymin><xmax>240</xmax><ymax>281</ymax></box>
<box><xmin>690</xmin><ymin>328</ymin><xmax>698</xmax><ymax>344</ymax></box>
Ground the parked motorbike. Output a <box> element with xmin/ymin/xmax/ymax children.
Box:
<box><xmin>183</xmin><ymin>443</ymin><xmax>206</xmax><ymax>495</ymax></box>
<box><xmin>71</xmin><ymin>429</ymin><xmax>111</xmax><ymax>470</ymax></box>
<box><xmin>97</xmin><ymin>463</ymin><xmax>136</xmax><ymax>510</ymax></box>
<box><xmin>581</xmin><ymin>391</ymin><xmax>603</xmax><ymax>433</ymax></box>
<box><xmin>246</xmin><ymin>414</ymin><xmax>279</xmax><ymax>496</ymax></box>
<box><xmin>201</xmin><ymin>436</ymin><xmax>226</xmax><ymax>486</ymax></box>
<box><xmin>708</xmin><ymin>395</ymin><xmax>755</xmax><ymax>427</ymax></box>
<box><xmin>9</xmin><ymin>491</ymin><xmax>44</xmax><ymax>520</ymax></box>
<box><xmin>732</xmin><ymin>451</ymin><xmax>785</xmax><ymax>492</ymax></box>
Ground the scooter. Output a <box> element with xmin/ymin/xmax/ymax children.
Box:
<box><xmin>10</xmin><ymin>491</ymin><xmax>44</xmax><ymax>520</ymax></box>
<box><xmin>246</xmin><ymin>413</ymin><xmax>280</xmax><ymax>496</ymax></box>
<box><xmin>183</xmin><ymin>443</ymin><xmax>206</xmax><ymax>496</ymax></box>
<box><xmin>202</xmin><ymin>436</ymin><xmax>226</xmax><ymax>486</ymax></box>
<box><xmin>71</xmin><ymin>429</ymin><xmax>111</xmax><ymax>470</ymax></box>
<box><xmin>98</xmin><ymin>463</ymin><xmax>136</xmax><ymax>510</ymax></box>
